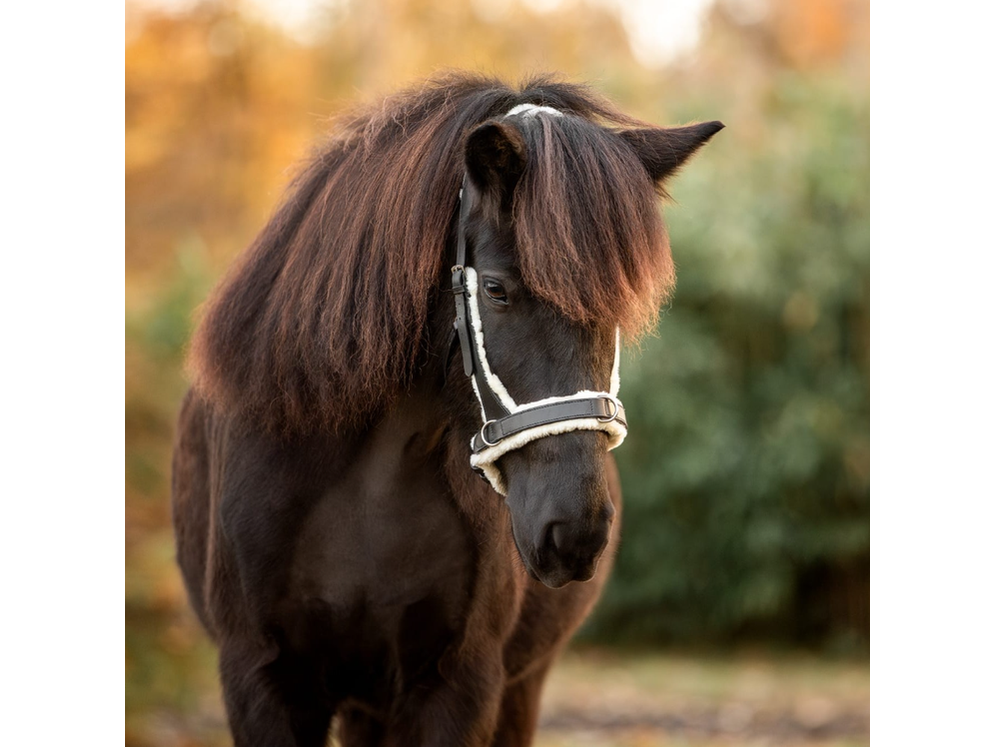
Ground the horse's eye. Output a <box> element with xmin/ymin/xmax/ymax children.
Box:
<box><xmin>482</xmin><ymin>278</ymin><xmax>508</xmax><ymax>305</ymax></box>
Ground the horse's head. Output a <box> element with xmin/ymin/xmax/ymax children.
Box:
<box><xmin>451</xmin><ymin>106</ymin><xmax>722</xmax><ymax>588</ymax></box>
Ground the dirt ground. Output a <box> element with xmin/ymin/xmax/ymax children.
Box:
<box><xmin>534</xmin><ymin>649</ymin><xmax>869</xmax><ymax>747</ymax></box>
<box><xmin>128</xmin><ymin>648</ymin><xmax>868</xmax><ymax>747</ymax></box>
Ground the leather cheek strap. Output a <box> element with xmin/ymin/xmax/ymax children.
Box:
<box><xmin>471</xmin><ymin>396</ymin><xmax>626</xmax><ymax>453</ymax></box>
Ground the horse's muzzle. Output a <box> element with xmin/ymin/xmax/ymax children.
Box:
<box><xmin>531</xmin><ymin>503</ymin><xmax>613</xmax><ymax>588</ymax></box>
<box><xmin>503</xmin><ymin>432</ymin><xmax>615</xmax><ymax>589</ymax></box>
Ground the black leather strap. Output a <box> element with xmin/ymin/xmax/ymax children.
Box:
<box><xmin>451</xmin><ymin>265</ymin><xmax>474</xmax><ymax>377</ymax></box>
<box><xmin>451</xmin><ymin>180</ymin><xmax>475</xmax><ymax>378</ymax></box>
<box><xmin>471</xmin><ymin>397</ymin><xmax>626</xmax><ymax>453</ymax></box>
<box><xmin>451</xmin><ymin>178</ymin><xmax>510</xmax><ymax>420</ymax></box>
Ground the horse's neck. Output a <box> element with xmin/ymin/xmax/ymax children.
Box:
<box><xmin>371</xmin><ymin>379</ymin><xmax>450</xmax><ymax>464</ymax></box>
<box><xmin>338</xmin><ymin>308</ymin><xmax>487</xmax><ymax>505</ymax></box>
<box><xmin>365</xmin><ymin>307</ymin><xmax>462</xmax><ymax>459</ymax></box>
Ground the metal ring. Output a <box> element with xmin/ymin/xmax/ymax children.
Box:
<box><xmin>597</xmin><ymin>397</ymin><xmax>619</xmax><ymax>423</ymax></box>
<box><xmin>479</xmin><ymin>419</ymin><xmax>500</xmax><ymax>447</ymax></box>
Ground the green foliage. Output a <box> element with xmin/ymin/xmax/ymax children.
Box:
<box><xmin>581</xmin><ymin>72</ymin><xmax>869</xmax><ymax>647</ymax></box>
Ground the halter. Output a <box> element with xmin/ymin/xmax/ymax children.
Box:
<box><xmin>449</xmin><ymin>104</ymin><xmax>628</xmax><ymax>495</ymax></box>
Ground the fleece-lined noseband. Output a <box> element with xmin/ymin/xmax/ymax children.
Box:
<box><xmin>449</xmin><ymin>103</ymin><xmax>628</xmax><ymax>495</ymax></box>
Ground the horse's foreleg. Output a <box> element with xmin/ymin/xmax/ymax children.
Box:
<box><xmin>219</xmin><ymin>641</ymin><xmax>333</xmax><ymax>747</ymax></box>
<box><xmin>490</xmin><ymin>659</ymin><xmax>554</xmax><ymax>747</ymax></box>
<box><xmin>385</xmin><ymin>645</ymin><xmax>505</xmax><ymax>747</ymax></box>
<box><xmin>338</xmin><ymin>706</ymin><xmax>387</xmax><ymax>747</ymax></box>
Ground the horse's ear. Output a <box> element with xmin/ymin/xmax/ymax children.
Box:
<box><xmin>465</xmin><ymin>121</ymin><xmax>527</xmax><ymax>208</ymax></box>
<box><xmin>618</xmin><ymin>121</ymin><xmax>724</xmax><ymax>184</ymax></box>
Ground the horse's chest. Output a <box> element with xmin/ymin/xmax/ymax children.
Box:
<box><xmin>282</xmin><ymin>446</ymin><xmax>475</xmax><ymax>689</ymax></box>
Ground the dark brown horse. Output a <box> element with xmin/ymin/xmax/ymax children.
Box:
<box><xmin>172</xmin><ymin>72</ymin><xmax>721</xmax><ymax>746</ymax></box>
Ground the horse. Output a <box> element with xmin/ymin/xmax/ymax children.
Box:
<box><xmin>172</xmin><ymin>72</ymin><xmax>721</xmax><ymax>746</ymax></box>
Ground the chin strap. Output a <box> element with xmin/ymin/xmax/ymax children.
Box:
<box><xmin>450</xmin><ymin>121</ymin><xmax>628</xmax><ymax>495</ymax></box>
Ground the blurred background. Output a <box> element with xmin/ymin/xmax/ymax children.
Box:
<box><xmin>125</xmin><ymin>0</ymin><xmax>869</xmax><ymax>744</ymax></box>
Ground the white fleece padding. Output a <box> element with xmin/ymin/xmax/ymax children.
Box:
<box><xmin>506</xmin><ymin>103</ymin><xmax>564</xmax><ymax>118</ymax></box>
<box><xmin>463</xmin><ymin>268</ymin><xmax>627</xmax><ymax>495</ymax></box>
<box><xmin>610</xmin><ymin>327</ymin><xmax>621</xmax><ymax>396</ymax></box>
<box><xmin>471</xmin><ymin>416</ymin><xmax>627</xmax><ymax>496</ymax></box>
<box><xmin>465</xmin><ymin>268</ymin><xmax>518</xmax><ymax>412</ymax></box>
<box><xmin>507</xmin><ymin>390</ymin><xmax>620</xmax><ymax>413</ymax></box>
<box><xmin>470</xmin><ymin>377</ymin><xmax>487</xmax><ymax>422</ymax></box>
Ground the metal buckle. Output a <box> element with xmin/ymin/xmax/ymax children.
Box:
<box><xmin>450</xmin><ymin>265</ymin><xmax>466</xmax><ymax>295</ymax></box>
<box><xmin>597</xmin><ymin>397</ymin><xmax>619</xmax><ymax>423</ymax></box>
<box><xmin>479</xmin><ymin>419</ymin><xmax>500</xmax><ymax>447</ymax></box>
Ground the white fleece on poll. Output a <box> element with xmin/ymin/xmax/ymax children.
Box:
<box><xmin>463</xmin><ymin>267</ymin><xmax>627</xmax><ymax>495</ymax></box>
<box><xmin>506</xmin><ymin>103</ymin><xmax>564</xmax><ymax>118</ymax></box>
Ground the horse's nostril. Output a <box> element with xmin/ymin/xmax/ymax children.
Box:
<box><xmin>601</xmin><ymin>501</ymin><xmax>616</xmax><ymax>523</ymax></box>
<box><xmin>596</xmin><ymin>519</ymin><xmax>611</xmax><ymax>554</ymax></box>
<box><xmin>547</xmin><ymin>520</ymin><xmax>610</xmax><ymax>563</ymax></box>
<box><xmin>549</xmin><ymin>523</ymin><xmax>566</xmax><ymax>555</ymax></box>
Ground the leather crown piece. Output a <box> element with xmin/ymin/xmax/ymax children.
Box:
<box><xmin>449</xmin><ymin>104</ymin><xmax>628</xmax><ymax>496</ymax></box>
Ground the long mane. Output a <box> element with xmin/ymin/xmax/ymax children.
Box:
<box><xmin>189</xmin><ymin>72</ymin><xmax>675</xmax><ymax>434</ymax></box>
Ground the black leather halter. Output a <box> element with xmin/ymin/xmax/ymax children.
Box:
<box><xmin>448</xmin><ymin>176</ymin><xmax>627</xmax><ymax>488</ymax></box>
<box><xmin>449</xmin><ymin>179</ymin><xmax>510</xmax><ymax>423</ymax></box>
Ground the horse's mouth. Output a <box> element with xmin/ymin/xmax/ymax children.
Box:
<box><xmin>513</xmin><ymin>534</ymin><xmax>599</xmax><ymax>589</ymax></box>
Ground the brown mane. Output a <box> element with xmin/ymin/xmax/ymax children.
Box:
<box><xmin>189</xmin><ymin>72</ymin><xmax>676</xmax><ymax>434</ymax></box>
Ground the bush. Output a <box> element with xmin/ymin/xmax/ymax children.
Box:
<box><xmin>582</xmin><ymin>72</ymin><xmax>869</xmax><ymax>648</ymax></box>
